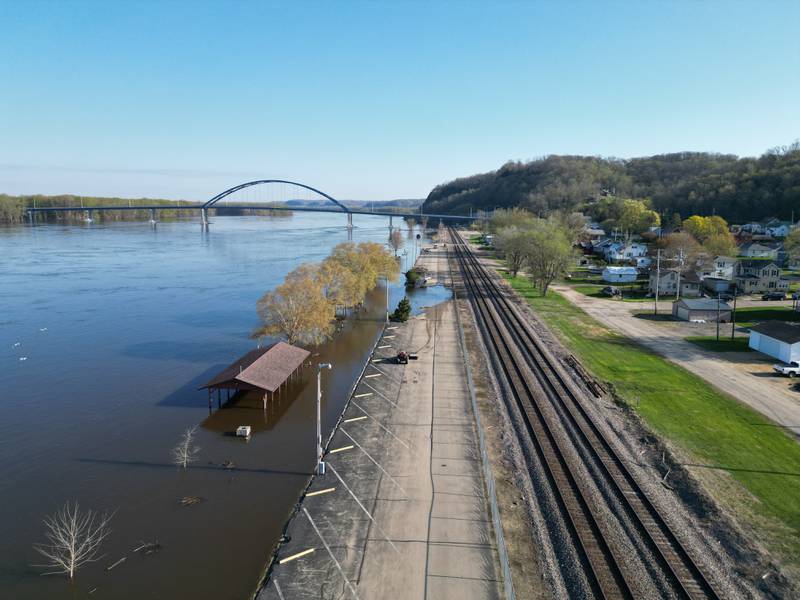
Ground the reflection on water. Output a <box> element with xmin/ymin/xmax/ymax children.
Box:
<box><xmin>0</xmin><ymin>215</ymin><xmax>445</xmax><ymax>600</ymax></box>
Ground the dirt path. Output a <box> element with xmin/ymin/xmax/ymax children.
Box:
<box><xmin>553</xmin><ymin>285</ymin><xmax>800</xmax><ymax>438</ymax></box>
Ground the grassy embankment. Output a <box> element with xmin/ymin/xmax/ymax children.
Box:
<box><xmin>504</xmin><ymin>272</ymin><xmax>800</xmax><ymax>567</ymax></box>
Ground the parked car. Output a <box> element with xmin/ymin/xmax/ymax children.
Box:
<box><xmin>773</xmin><ymin>361</ymin><xmax>800</xmax><ymax>378</ymax></box>
<box><xmin>762</xmin><ymin>291</ymin><xmax>787</xmax><ymax>301</ymax></box>
<box><xmin>396</xmin><ymin>351</ymin><xmax>409</xmax><ymax>364</ymax></box>
<box><xmin>601</xmin><ymin>286</ymin><xmax>621</xmax><ymax>297</ymax></box>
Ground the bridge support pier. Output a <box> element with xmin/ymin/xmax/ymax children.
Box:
<box><xmin>84</xmin><ymin>209</ymin><xmax>93</xmax><ymax>223</ymax></box>
<box><xmin>27</xmin><ymin>210</ymin><xmax>36</xmax><ymax>226</ymax></box>
<box><xmin>149</xmin><ymin>208</ymin><xmax>157</xmax><ymax>226</ymax></box>
<box><xmin>201</xmin><ymin>208</ymin><xmax>209</xmax><ymax>228</ymax></box>
<box><xmin>346</xmin><ymin>212</ymin><xmax>353</xmax><ymax>229</ymax></box>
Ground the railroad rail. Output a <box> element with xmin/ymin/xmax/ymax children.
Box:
<box><xmin>448</xmin><ymin>228</ymin><xmax>720</xmax><ymax>600</ymax></box>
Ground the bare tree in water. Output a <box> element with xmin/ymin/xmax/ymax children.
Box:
<box><xmin>34</xmin><ymin>502</ymin><xmax>113</xmax><ymax>579</ymax></box>
<box><xmin>172</xmin><ymin>425</ymin><xmax>201</xmax><ymax>468</ymax></box>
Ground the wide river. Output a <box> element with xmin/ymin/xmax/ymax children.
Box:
<box><xmin>0</xmin><ymin>213</ymin><xmax>447</xmax><ymax>599</ymax></box>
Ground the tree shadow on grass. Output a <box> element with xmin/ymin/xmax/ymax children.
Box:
<box><xmin>680</xmin><ymin>462</ymin><xmax>800</xmax><ymax>478</ymax></box>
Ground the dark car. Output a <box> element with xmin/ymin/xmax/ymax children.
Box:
<box><xmin>762</xmin><ymin>291</ymin><xmax>786</xmax><ymax>301</ymax></box>
<box><xmin>601</xmin><ymin>286</ymin><xmax>621</xmax><ymax>297</ymax></box>
<box><xmin>396</xmin><ymin>351</ymin><xmax>409</xmax><ymax>364</ymax></box>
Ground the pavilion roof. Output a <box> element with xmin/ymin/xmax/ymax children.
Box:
<box><xmin>201</xmin><ymin>342</ymin><xmax>310</xmax><ymax>393</ymax></box>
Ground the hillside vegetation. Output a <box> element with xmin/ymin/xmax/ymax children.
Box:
<box><xmin>423</xmin><ymin>144</ymin><xmax>800</xmax><ymax>223</ymax></box>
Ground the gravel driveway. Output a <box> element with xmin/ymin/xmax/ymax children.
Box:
<box><xmin>553</xmin><ymin>286</ymin><xmax>800</xmax><ymax>439</ymax></box>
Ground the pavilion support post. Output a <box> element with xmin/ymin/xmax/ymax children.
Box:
<box><xmin>217</xmin><ymin>389</ymin><xmax>221</xmax><ymax>409</ymax></box>
<box><xmin>263</xmin><ymin>393</ymin><xmax>267</xmax><ymax>410</ymax></box>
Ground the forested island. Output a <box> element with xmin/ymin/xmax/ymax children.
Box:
<box><xmin>423</xmin><ymin>143</ymin><xmax>800</xmax><ymax>223</ymax></box>
<box><xmin>0</xmin><ymin>194</ymin><xmax>291</xmax><ymax>223</ymax></box>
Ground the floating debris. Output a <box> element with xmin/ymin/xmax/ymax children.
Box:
<box><xmin>13</xmin><ymin>342</ymin><xmax>20</xmax><ymax>347</ymax></box>
<box><xmin>19</xmin><ymin>357</ymin><xmax>27</xmax><ymax>361</ymax></box>
<box><xmin>133</xmin><ymin>539</ymin><xmax>162</xmax><ymax>555</ymax></box>
<box><xmin>106</xmin><ymin>556</ymin><xmax>127</xmax><ymax>571</ymax></box>
<box><xmin>39</xmin><ymin>327</ymin><xmax>48</xmax><ymax>332</ymax></box>
<box><xmin>222</xmin><ymin>460</ymin><xmax>235</xmax><ymax>469</ymax></box>
<box><xmin>180</xmin><ymin>495</ymin><xmax>205</xmax><ymax>506</ymax></box>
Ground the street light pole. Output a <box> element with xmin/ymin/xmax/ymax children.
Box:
<box><xmin>384</xmin><ymin>276</ymin><xmax>390</xmax><ymax>323</ymax></box>
<box><xmin>316</xmin><ymin>363</ymin><xmax>332</xmax><ymax>475</ymax></box>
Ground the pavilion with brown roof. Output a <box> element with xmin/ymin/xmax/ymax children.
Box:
<box><xmin>200</xmin><ymin>341</ymin><xmax>311</xmax><ymax>408</ymax></box>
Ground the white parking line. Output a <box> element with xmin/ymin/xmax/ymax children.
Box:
<box><xmin>387</xmin><ymin>326</ymin><xmax>399</xmax><ymax>330</ymax></box>
<box><xmin>306</xmin><ymin>487</ymin><xmax>337</xmax><ymax>496</ymax></box>
<box><xmin>329</xmin><ymin>445</ymin><xmax>353</xmax><ymax>454</ymax></box>
<box><xmin>354</xmin><ymin>392</ymin><xmax>373</xmax><ymax>398</ymax></box>
<box><xmin>273</xmin><ymin>578</ymin><xmax>285</xmax><ymax>600</ymax></box>
<box><xmin>383</xmin><ymin>335</ymin><xmax>396</xmax><ymax>339</ymax></box>
<box><xmin>344</xmin><ymin>416</ymin><xmax>368</xmax><ymax>423</ymax></box>
<box><xmin>378</xmin><ymin>345</ymin><xmax>392</xmax><ymax>349</ymax></box>
<box><xmin>327</xmin><ymin>464</ymin><xmax>399</xmax><ymax>554</ymax></box>
<box><xmin>364</xmin><ymin>373</ymin><xmax>381</xmax><ymax>379</ymax></box>
<box><xmin>340</xmin><ymin>428</ymin><xmax>408</xmax><ymax>497</ymax></box>
<box><xmin>303</xmin><ymin>508</ymin><xmax>360</xmax><ymax>599</ymax></box>
<box><xmin>362</xmin><ymin>381</ymin><xmax>398</xmax><ymax>408</ymax></box>
<box><xmin>350</xmin><ymin>400</ymin><xmax>411</xmax><ymax>449</ymax></box>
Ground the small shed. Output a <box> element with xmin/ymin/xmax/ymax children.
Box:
<box><xmin>602</xmin><ymin>266</ymin><xmax>637</xmax><ymax>283</ymax></box>
<box><xmin>748</xmin><ymin>322</ymin><xmax>800</xmax><ymax>363</ymax></box>
<box><xmin>672</xmin><ymin>298</ymin><xmax>732</xmax><ymax>322</ymax></box>
<box><xmin>200</xmin><ymin>341</ymin><xmax>310</xmax><ymax>408</ymax></box>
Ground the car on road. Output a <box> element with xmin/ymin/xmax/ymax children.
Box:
<box><xmin>396</xmin><ymin>351</ymin><xmax>409</xmax><ymax>364</ymax></box>
<box><xmin>773</xmin><ymin>361</ymin><xmax>800</xmax><ymax>377</ymax></box>
<box><xmin>762</xmin><ymin>291</ymin><xmax>787</xmax><ymax>301</ymax></box>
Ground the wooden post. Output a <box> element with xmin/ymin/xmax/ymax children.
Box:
<box><xmin>217</xmin><ymin>389</ymin><xmax>221</xmax><ymax>409</ymax></box>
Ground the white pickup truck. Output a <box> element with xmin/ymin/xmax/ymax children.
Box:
<box><xmin>773</xmin><ymin>361</ymin><xmax>800</xmax><ymax>377</ymax></box>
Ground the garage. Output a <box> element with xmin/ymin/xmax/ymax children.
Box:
<box><xmin>672</xmin><ymin>298</ymin><xmax>732</xmax><ymax>322</ymax></box>
<box><xmin>748</xmin><ymin>322</ymin><xmax>800</xmax><ymax>363</ymax></box>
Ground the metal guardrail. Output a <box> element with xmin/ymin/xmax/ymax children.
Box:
<box><xmin>448</xmin><ymin>246</ymin><xmax>516</xmax><ymax>600</ymax></box>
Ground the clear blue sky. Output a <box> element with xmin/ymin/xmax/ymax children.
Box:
<box><xmin>1</xmin><ymin>1</ymin><xmax>798</xmax><ymax>201</ymax></box>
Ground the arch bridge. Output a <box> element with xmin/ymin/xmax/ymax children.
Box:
<box><xmin>23</xmin><ymin>178</ymin><xmax>478</xmax><ymax>230</ymax></box>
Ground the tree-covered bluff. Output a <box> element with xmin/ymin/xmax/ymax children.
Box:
<box><xmin>422</xmin><ymin>144</ymin><xmax>800</xmax><ymax>223</ymax></box>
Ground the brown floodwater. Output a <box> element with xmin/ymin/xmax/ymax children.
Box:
<box><xmin>0</xmin><ymin>214</ymin><xmax>447</xmax><ymax>599</ymax></box>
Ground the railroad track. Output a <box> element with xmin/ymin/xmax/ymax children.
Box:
<box><xmin>448</xmin><ymin>228</ymin><xmax>720</xmax><ymax>600</ymax></box>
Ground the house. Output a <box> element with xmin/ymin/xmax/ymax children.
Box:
<box><xmin>648</xmin><ymin>269</ymin><xmax>702</xmax><ymax>298</ymax></box>
<box><xmin>748</xmin><ymin>322</ymin><xmax>800</xmax><ymax>363</ymax></box>
<box><xmin>764</xmin><ymin>222</ymin><xmax>792</xmax><ymax>238</ymax></box>
<box><xmin>735</xmin><ymin>260</ymin><xmax>789</xmax><ymax>294</ymax></box>
<box><xmin>741</xmin><ymin>222</ymin><xmax>764</xmax><ymax>234</ymax></box>
<box><xmin>583</xmin><ymin>226</ymin><xmax>606</xmax><ymax>241</ymax></box>
<box><xmin>710</xmin><ymin>256</ymin><xmax>737</xmax><ymax>280</ymax></box>
<box><xmin>635</xmin><ymin>256</ymin><xmax>652</xmax><ymax>269</ymax></box>
<box><xmin>672</xmin><ymin>298</ymin><xmax>732</xmax><ymax>322</ymax></box>
<box><xmin>604</xmin><ymin>242</ymin><xmax>648</xmax><ymax>263</ymax></box>
<box><xmin>592</xmin><ymin>238</ymin><xmax>615</xmax><ymax>256</ymax></box>
<box><xmin>602</xmin><ymin>266</ymin><xmax>638</xmax><ymax>283</ymax></box>
<box><xmin>739</xmin><ymin>242</ymin><xmax>778</xmax><ymax>259</ymax></box>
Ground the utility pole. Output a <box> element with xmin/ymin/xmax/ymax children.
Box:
<box><xmin>654</xmin><ymin>249</ymin><xmax>661</xmax><ymax>315</ymax></box>
<box><xmin>716</xmin><ymin>293</ymin><xmax>721</xmax><ymax>341</ymax></box>
<box><xmin>731</xmin><ymin>284</ymin><xmax>738</xmax><ymax>340</ymax></box>
<box><xmin>383</xmin><ymin>276</ymin><xmax>390</xmax><ymax>323</ymax></box>
<box><xmin>676</xmin><ymin>249</ymin><xmax>685</xmax><ymax>300</ymax></box>
<box><xmin>316</xmin><ymin>363</ymin><xmax>332</xmax><ymax>476</ymax></box>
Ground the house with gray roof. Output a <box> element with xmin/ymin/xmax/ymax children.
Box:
<box><xmin>672</xmin><ymin>298</ymin><xmax>732</xmax><ymax>322</ymax></box>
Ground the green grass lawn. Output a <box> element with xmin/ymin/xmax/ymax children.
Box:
<box><xmin>685</xmin><ymin>336</ymin><xmax>753</xmax><ymax>352</ymax></box>
<box><xmin>504</xmin><ymin>273</ymin><xmax>800</xmax><ymax>565</ymax></box>
<box><xmin>734</xmin><ymin>306</ymin><xmax>800</xmax><ymax>328</ymax></box>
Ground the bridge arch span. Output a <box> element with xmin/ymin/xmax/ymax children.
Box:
<box><xmin>203</xmin><ymin>179</ymin><xmax>349</xmax><ymax>212</ymax></box>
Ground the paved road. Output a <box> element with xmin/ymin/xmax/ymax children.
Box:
<box><xmin>554</xmin><ymin>285</ymin><xmax>800</xmax><ymax>438</ymax></box>
<box><xmin>260</xmin><ymin>246</ymin><xmax>503</xmax><ymax>600</ymax></box>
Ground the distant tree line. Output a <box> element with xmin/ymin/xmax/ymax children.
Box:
<box><xmin>423</xmin><ymin>142</ymin><xmax>800</xmax><ymax>223</ymax></box>
<box><xmin>0</xmin><ymin>194</ymin><xmax>292</xmax><ymax>223</ymax></box>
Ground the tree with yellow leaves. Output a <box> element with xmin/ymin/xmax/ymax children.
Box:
<box><xmin>253</xmin><ymin>264</ymin><xmax>334</xmax><ymax>346</ymax></box>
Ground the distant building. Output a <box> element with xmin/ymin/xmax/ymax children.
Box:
<box><xmin>765</xmin><ymin>222</ymin><xmax>792</xmax><ymax>238</ymax></box>
<box><xmin>604</xmin><ymin>242</ymin><xmax>648</xmax><ymax>263</ymax></box>
<box><xmin>648</xmin><ymin>269</ymin><xmax>701</xmax><ymax>297</ymax></box>
<box><xmin>602</xmin><ymin>266</ymin><xmax>638</xmax><ymax>283</ymax></box>
<box><xmin>672</xmin><ymin>298</ymin><xmax>732</xmax><ymax>322</ymax></box>
<box><xmin>739</xmin><ymin>242</ymin><xmax>778</xmax><ymax>259</ymax></box>
<box><xmin>702</xmin><ymin>277</ymin><xmax>732</xmax><ymax>294</ymax></box>
<box><xmin>710</xmin><ymin>256</ymin><xmax>737</xmax><ymax>280</ymax></box>
<box><xmin>748</xmin><ymin>322</ymin><xmax>800</xmax><ymax>363</ymax></box>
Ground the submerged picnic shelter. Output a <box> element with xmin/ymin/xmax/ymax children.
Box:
<box><xmin>200</xmin><ymin>341</ymin><xmax>311</xmax><ymax>408</ymax></box>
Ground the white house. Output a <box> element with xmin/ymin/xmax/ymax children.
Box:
<box><xmin>748</xmin><ymin>322</ymin><xmax>800</xmax><ymax>363</ymax></box>
<box><xmin>741</xmin><ymin>222</ymin><xmax>764</xmax><ymax>234</ymax></box>
<box><xmin>604</xmin><ymin>242</ymin><xmax>648</xmax><ymax>263</ymax></box>
<box><xmin>602</xmin><ymin>266</ymin><xmax>638</xmax><ymax>283</ymax></box>
<box><xmin>739</xmin><ymin>243</ymin><xmax>778</xmax><ymax>259</ymax></box>
<box><xmin>711</xmin><ymin>256</ymin><xmax>737</xmax><ymax>280</ymax></box>
<box><xmin>648</xmin><ymin>269</ymin><xmax>702</xmax><ymax>297</ymax></box>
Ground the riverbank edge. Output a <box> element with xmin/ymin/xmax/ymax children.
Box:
<box><xmin>249</xmin><ymin>317</ymin><xmax>388</xmax><ymax>599</ymax></box>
